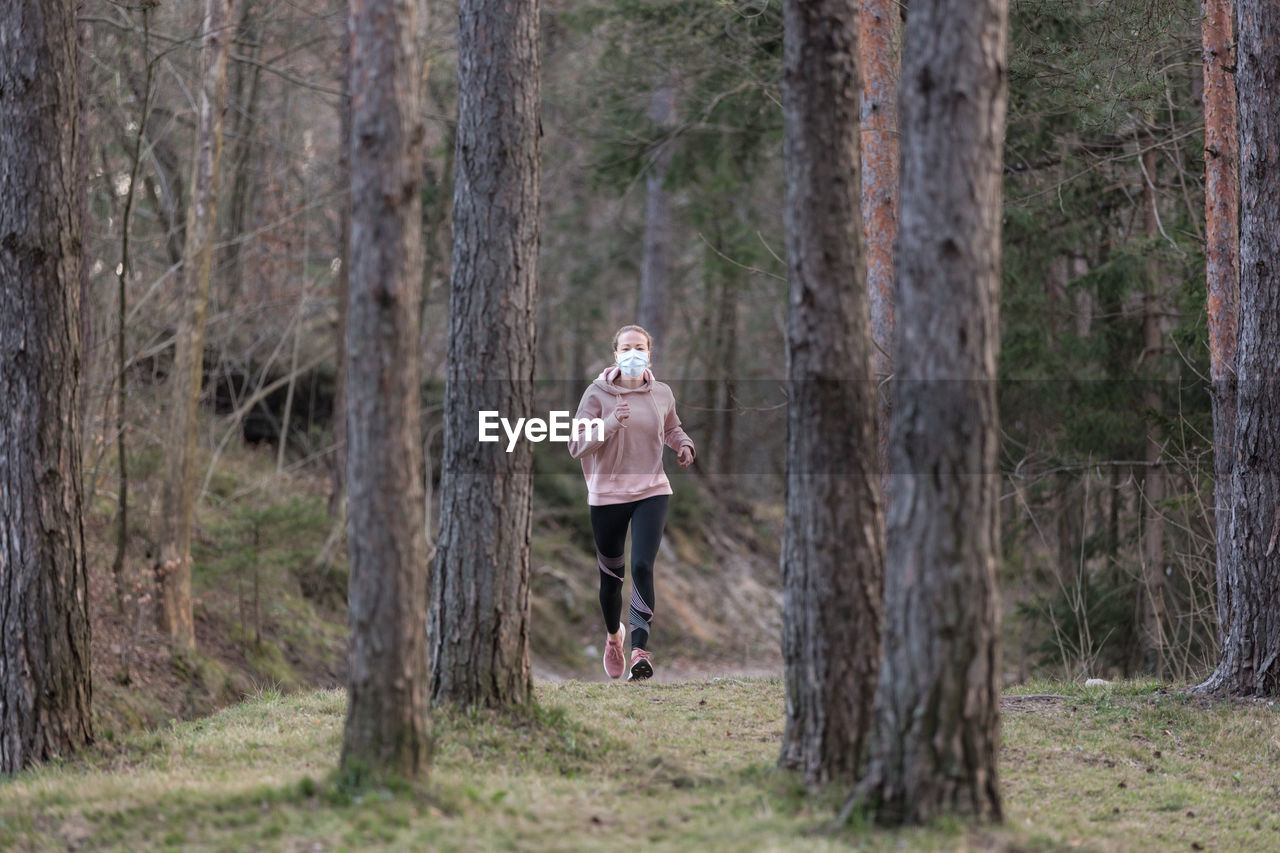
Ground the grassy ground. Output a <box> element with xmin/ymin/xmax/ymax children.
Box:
<box><xmin>2</xmin><ymin>679</ymin><xmax>1278</xmax><ymax>851</ymax></box>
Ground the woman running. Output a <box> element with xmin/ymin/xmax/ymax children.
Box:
<box><xmin>566</xmin><ymin>324</ymin><xmax>695</xmax><ymax>681</ymax></box>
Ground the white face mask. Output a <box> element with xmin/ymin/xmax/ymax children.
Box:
<box><xmin>616</xmin><ymin>349</ymin><xmax>649</xmax><ymax>378</ymax></box>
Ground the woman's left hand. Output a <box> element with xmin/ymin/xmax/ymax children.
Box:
<box><xmin>677</xmin><ymin>445</ymin><xmax>695</xmax><ymax>467</ymax></box>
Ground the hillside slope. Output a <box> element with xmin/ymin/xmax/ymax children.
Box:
<box><xmin>85</xmin><ymin>416</ymin><xmax>784</xmax><ymax>735</ymax></box>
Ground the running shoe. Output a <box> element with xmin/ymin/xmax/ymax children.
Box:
<box><xmin>603</xmin><ymin>623</ymin><xmax>626</xmax><ymax>679</ymax></box>
<box><xmin>627</xmin><ymin>647</ymin><xmax>654</xmax><ymax>682</ymax></box>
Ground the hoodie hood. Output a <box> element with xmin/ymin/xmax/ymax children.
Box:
<box><xmin>593</xmin><ymin>365</ymin><xmax>654</xmax><ymax>395</ymax></box>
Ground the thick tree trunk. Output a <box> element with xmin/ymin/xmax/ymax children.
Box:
<box><xmin>1139</xmin><ymin>144</ymin><xmax>1168</xmax><ymax>676</ymax></box>
<box><xmin>861</xmin><ymin>0</ymin><xmax>900</xmax><ymax>487</ymax></box>
<box><xmin>1194</xmin><ymin>0</ymin><xmax>1280</xmax><ymax>697</ymax></box>
<box><xmin>857</xmin><ymin>0</ymin><xmax>1007</xmax><ymax>824</ymax></box>
<box><xmin>431</xmin><ymin>0</ymin><xmax>540</xmax><ymax>708</ymax></box>
<box><xmin>1200</xmin><ymin>0</ymin><xmax>1239</xmax><ymax>664</ymax></box>
<box><xmin>777</xmin><ymin>0</ymin><xmax>884</xmax><ymax>789</ymax></box>
<box><xmin>154</xmin><ymin>0</ymin><xmax>234</xmax><ymax>655</ymax></box>
<box><xmin>0</xmin><ymin>0</ymin><xmax>93</xmax><ymax>773</ymax></box>
<box><xmin>340</xmin><ymin>0</ymin><xmax>431</xmax><ymax>778</ymax></box>
<box><xmin>637</xmin><ymin>76</ymin><xmax>676</xmax><ymax>348</ymax></box>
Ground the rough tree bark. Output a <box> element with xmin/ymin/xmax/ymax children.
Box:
<box><xmin>0</xmin><ymin>0</ymin><xmax>93</xmax><ymax>773</ymax></box>
<box><xmin>431</xmin><ymin>0</ymin><xmax>540</xmax><ymax>708</ymax></box>
<box><xmin>637</xmin><ymin>75</ymin><xmax>676</xmax><ymax>348</ymax></box>
<box><xmin>154</xmin><ymin>0</ymin><xmax>234</xmax><ymax>655</ymax></box>
<box><xmin>856</xmin><ymin>0</ymin><xmax>1007</xmax><ymax>824</ymax></box>
<box><xmin>340</xmin><ymin>0</ymin><xmax>431</xmax><ymax>777</ymax></box>
<box><xmin>861</xmin><ymin>0</ymin><xmax>900</xmax><ymax>486</ymax></box>
<box><xmin>1193</xmin><ymin>0</ymin><xmax>1280</xmax><ymax>697</ymax></box>
<box><xmin>777</xmin><ymin>0</ymin><xmax>885</xmax><ymax>788</ymax></box>
<box><xmin>1198</xmin><ymin>0</ymin><xmax>1239</xmax><ymax>667</ymax></box>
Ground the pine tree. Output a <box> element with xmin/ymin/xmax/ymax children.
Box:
<box><xmin>777</xmin><ymin>0</ymin><xmax>884</xmax><ymax>787</ymax></box>
<box><xmin>861</xmin><ymin>0</ymin><xmax>900</xmax><ymax>481</ymax></box>
<box><xmin>1197</xmin><ymin>0</ymin><xmax>1238</xmax><ymax>676</ymax></box>
<box><xmin>341</xmin><ymin>0</ymin><xmax>432</xmax><ymax>777</ymax></box>
<box><xmin>154</xmin><ymin>0</ymin><xmax>235</xmax><ymax>655</ymax></box>
<box><xmin>1194</xmin><ymin>0</ymin><xmax>1280</xmax><ymax>697</ymax></box>
<box><xmin>431</xmin><ymin>0</ymin><xmax>542</xmax><ymax>708</ymax></box>
<box><xmin>856</xmin><ymin>0</ymin><xmax>1009</xmax><ymax>823</ymax></box>
<box><xmin>0</xmin><ymin>0</ymin><xmax>93</xmax><ymax>774</ymax></box>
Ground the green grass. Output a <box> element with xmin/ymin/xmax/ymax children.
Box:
<box><xmin>2</xmin><ymin>679</ymin><xmax>1279</xmax><ymax>851</ymax></box>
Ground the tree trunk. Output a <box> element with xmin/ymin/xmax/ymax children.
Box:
<box><xmin>714</xmin><ymin>270</ymin><xmax>737</xmax><ymax>477</ymax></box>
<box><xmin>431</xmin><ymin>0</ymin><xmax>540</xmax><ymax>709</ymax></box>
<box><xmin>857</xmin><ymin>0</ymin><xmax>1007</xmax><ymax>824</ymax></box>
<box><xmin>1045</xmin><ymin>254</ymin><xmax>1067</xmax><ymax>347</ymax></box>
<box><xmin>1193</xmin><ymin>0</ymin><xmax>1280</xmax><ymax>697</ymax></box>
<box><xmin>143</xmin><ymin>168</ymin><xmax>186</xmax><ymax>270</ymax></box>
<box><xmin>637</xmin><ymin>76</ymin><xmax>676</xmax><ymax>349</ymax></box>
<box><xmin>777</xmin><ymin>0</ymin><xmax>884</xmax><ymax>789</ymax></box>
<box><xmin>1056</xmin><ymin>472</ymin><xmax>1078</xmax><ymax>590</ymax></box>
<box><xmin>861</xmin><ymin>0</ymin><xmax>900</xmax><ymax>488</ymax></box>
<box><xmin>329</xmin><ymin>19</ymin><xmax>353</xmax><ymax>522</ymax></box>
<box><xmin>154</xmin><ymin>0</ymin><xmax>234</xmax><ymax>655</ymax></box>
<box><xmin>137</xmin><ymin>103</ymin><xmax>187</xmax><ymax>270</ymax></box>
<box><xmin>1139</xmin><ymin>144</ymin><xmax>1167</xmax><ymax>676</ymax></box>
<box><xmin>1200</xmin><ymin>0</ymin><xmax>1239</xmax><ymax>665</ymax></box>
<box><xmin>341</xmin><ymin>0</ymin><xmax>431</xmax><ymax>778</ymax></box>
<box><xmin>0</xmin><ymin>0</ymin><xmax>93</xmax><ymax>773</ymax></box>
<box><xmin>220</xmin><ymin>0</ymin><xmax>263</xmax><ymax>305</ymax></box>
<box><xmin>1072</xmin><ymin>251</ymin><xmax>1093</xmax><ymax>336</ymax></box>
<box><xmin>112</xmin><ymin>10</ymin><xmax>157</xmax><ymax>611</ymax></box>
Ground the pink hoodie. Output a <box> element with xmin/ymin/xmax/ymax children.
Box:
<box><xmin>566</xmin><ymin>366</ymin><xmax>695</xmax><ymax>506</ymax></box>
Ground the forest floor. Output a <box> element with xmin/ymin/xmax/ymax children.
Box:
<box><xmin>3</xmin><ymin>679</ymin><xmax>1278</xmax><ymax>851</ymax></box>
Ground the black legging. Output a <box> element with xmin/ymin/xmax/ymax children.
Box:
<box><xmin>590</xmin><ymin>494</ymin><xmax>669</xmax><ymax>651</ymax></box>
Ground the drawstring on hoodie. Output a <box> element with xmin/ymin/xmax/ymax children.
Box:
<box><xmin>647</xmin><ymin>392</ymin><xmax>662</xmax><ymax>455</ymax></box>
<box><xmin>609</xmin><ymin>393</ymin><xmax>621</xmax><ymax>483</ymax></box>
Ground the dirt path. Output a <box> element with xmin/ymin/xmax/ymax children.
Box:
<box><xmin>534</xmin><ymin>659</ymin><xmax>783</xmax><ymax>684</ymax></box>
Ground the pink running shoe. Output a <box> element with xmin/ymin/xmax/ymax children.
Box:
<box><xmin>603</xmin><ymin>624</ymin><xmax>626</xmax><ymax>679</ymax></box>
<box><xmin>627</xmin><ymin>647</ymin><xmax>654</xmax><ymax>682</ymax></box>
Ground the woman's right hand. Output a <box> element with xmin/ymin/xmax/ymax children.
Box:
<box><xmin>612</xmin><ymin>396</ymin><xmax>630</xmax><ymax>425</ymax></box>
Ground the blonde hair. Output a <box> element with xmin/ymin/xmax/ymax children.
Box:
<box><xmin>612</xmin><ymin>324</ymin><xmax>653</xmax><ymax>351</ymax></box>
